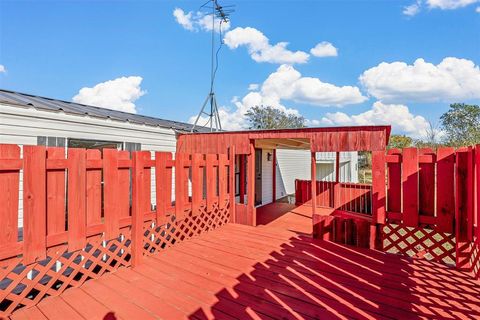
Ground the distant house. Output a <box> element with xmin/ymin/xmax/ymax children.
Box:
<box><xmin>0</xmin><ymin>89</ymin><xmax>359</xmax><ymax>215</ymax></box>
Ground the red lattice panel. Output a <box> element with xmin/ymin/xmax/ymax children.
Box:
<box><xmin>143</xmin><ymin>201</ymin><xmax>230</xmax><ymax>256</ymax></box>
<box><xmin>0</xmin><ymin>230</ymin><xmax>131</xmax><ymax>316</ymax></box>
<box><xmin>382</xmin><ymin>223</ymin><xmax>456</xmax><ymax>265</ymax></box>
<box><xmin>469</xmin><ymin>242</ymin><xmax>480</xmax><ymax>280</ymax></box>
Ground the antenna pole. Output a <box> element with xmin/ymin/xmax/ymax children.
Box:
<box><xmin>191</xmin><ymin>0</ymin><xmax>232</xmax><ymax>133</ymax></box>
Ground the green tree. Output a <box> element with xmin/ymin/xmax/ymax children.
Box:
<box><xmin>440</xmin><ymin>103</ymin><xmax>480</xmax><ymax>147</ymax></box>
<box><xmin>388</xmin><ymin>134</ymin><xmax>413</xmax><ymax>150</ymax></box>
<box><xmin>245</xmin><ymin>105</ymin><xmax>305</xmax><ymax>129</ymax></box>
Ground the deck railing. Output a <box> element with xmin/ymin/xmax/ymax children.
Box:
<box><xmin>0</xmin><ymin>144</ymin><xmax>235</xmax><ymax>315</ymax></box>
<box><xmin>299</xmin><ymin>146</ymin><xmax>480</xmax><ymax>275</ymax></box>
<box><xmin>295</xmin><ymin>180</ymin><xmax>372</xmax><ymax>215</ymax></box>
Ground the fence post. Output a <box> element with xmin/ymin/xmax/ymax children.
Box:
<box><xmin>131</xmin><ymin>151</ymin><xmax>145</xmax><ymax>267</ymax></box>
<box><xmin>371</xmin><ymin>150</ymin><xmax>386</xmax><ymax>250</ymax></box>
<box><xmin>455</xmin><ymin>147</ymin><xmax>474</xmax><ymax>269</ymax></box>
<box><xmin>229</xmin><ymin>146</ymin><xmax>236</xmax><ymax>223</ymax></box>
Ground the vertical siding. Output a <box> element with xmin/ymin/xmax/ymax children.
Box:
<box><xmin>276</xmin><ymin>149</ymin><xmax>311</xmax><ymax>198</ymax></box>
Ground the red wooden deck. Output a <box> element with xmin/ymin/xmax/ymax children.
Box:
<box><xmin>9</xmin><ymin>204</ymin><xmax>480</xmax><ymax>320</ymax></box>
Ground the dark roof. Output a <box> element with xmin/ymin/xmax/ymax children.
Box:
<box><xmin>0</xmin><ymin>89</ymin><xmax>209</xmax><ymax>133</ymax></box>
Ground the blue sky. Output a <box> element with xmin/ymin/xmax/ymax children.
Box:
<box><xmin>0</xmin><ymin>0</ymin><xmax>479</xmax><ymax>138</ymax></box>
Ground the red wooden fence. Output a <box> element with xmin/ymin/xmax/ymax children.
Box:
<box><xmin>299</xmin><ymin>145</ymin><xmax>480</xmax><ymax>274</ymax></box>
<box><xmin>295</xmin><ymin>180</ymin><xmax>372</xmax><ymax>215</ymax></box>
<box><xmin>0</xmin><ymin>144</ymin><xmax>235</xmax><ymax>316</ymax></box>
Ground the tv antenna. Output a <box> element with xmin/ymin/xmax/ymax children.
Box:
<box><xmin>191</xmin><ymin>0</ymin><xmax>234</xmax><ymax>132</ymax></box>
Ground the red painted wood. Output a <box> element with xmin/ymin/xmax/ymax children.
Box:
<box><xmin>175</xmin><ymin>153</ymin><xmax>187</xmax><ymax>219</ymax></box>
<box><xmin>131</xmin><ymin>151</ymin><xmax>146</xmax><ymax>267</ymax></box>
<box><xmin>418</xmin><ymin>148</ymin><xmax>435</xmax><ymax>217</ymax></box>
<box><xmin>436</xmin><ymin>147</ymin><xmax>455</xmax><ymax>233</ymax></box>
<box><xmin>229</xmin><ymin>146</ymin><xmax>236</xmax><ymax>223</ymax></box>
<box><xmin>372</xmin><ymin>151</ymin><xmax>386</xmax><ymax>225</ymax></box>
<box><xmin>46</xmin><ymin>147</ymin><xmax>66</xmax><ymax>236</ymax></box>
<box><xmin>67</xmin><ymin>148</ymin><xmax>86</xmax><ymax>251</ymax></box>
<box><xmin>456</xmin><ymin>149</ymin><xmax>471</xmax><ymax>242</ymax></box>
<box><xmin>218</xmin><ymin>154</ymin><xmax>228</xmax><ymax>209</ymax></box>
<box><xmin>103</xmin><ymin>149</ymin><xmax>119</xmax><ymax>240</ymax></box>
<box><xmin>155</xmin><ymin>152</ymin><xmax>173</xmax><ymax>221</ymax></box>
<box><xmin>206</xmin><ymin>154</ymin><xmax>217</xmax><ymax>212</ymax></box>
<box><xmin>191</xmin><ymin>153</ymin><xmax>203</xmax><ymax>216</ymax></box>
<box><xmin>402</xmin><ymin>148</ymin><xmax>419</xmax><ymax>227</ymax></box>
<box><xmin>476</xmin><ymin>145</ymin><xmax>480</xmax><ymax>243</ymax></box>
<box><xmin>386</xmin><ymin>149</ymin><xmax>402</xmax><ymax>214</ymax></box>
<box><xmin>118</xmin><ymin>151</ymin><xmax>131</xmax><ymax>218</ymax></box>
<box><xmin>23</xmin><ymin>145</ymin><xmax>47</xmax><ymax>264</ymax></box>
<box><xmin>142</xmin><ymin>152</ymin><xmax>152</xmax><ymax>217</ymax></box>
<box><xmin>247</xmin><ymin>141</ymin><xmax>256</xmax><ymax>226</ymax></box>
<box><xmin>467</xmin><ymin>147</ymin><xmax>474</xmax><ymax>241</ymax></box>
<box><xmin>177</xmin><ymin>125</ymin><xmax>391</xmax><ymax>154</ymax></box>
<box><xmin>311</xmin><ymin>152</ymin><xmax>317</xmax><ymax>222</ymax></box>
<box><xmin>86</xmin><ymin>149</ymin><xmax>102</xmax><ymax>226</ymax></box>
<box><xmin>239</xmin><ymin>154</ymin><xmax>245</xmax><ymax>204</ymax></box>
<box><xmin>0</xmin><ymin>144</ymin><xmax>20</xmax><ymax>247</ymax></box>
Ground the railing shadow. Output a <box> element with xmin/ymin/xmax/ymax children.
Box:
<box><xmin>187</xmin><ymin>235</ymin><xmax>480</xmax><ymax>319</ymax></box>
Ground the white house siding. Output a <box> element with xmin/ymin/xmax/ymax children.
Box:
<box><xmin>0</xmin><ymin>104</ymin><xmax>179</xmax><ymax>228</ymax></box>
<box><xmin>275</xmin><ymin>149</ymin><xmax>311</xmax><ymax>199</ymax></box>
<box><xmin>272</xmin><ymin>149</ymin><xmax>359</xmax><ymax>203</ymax></box>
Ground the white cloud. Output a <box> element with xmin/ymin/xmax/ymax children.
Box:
<box><xmin>0</xmin><ymin>65</ymin><xmax>6</xmax><ymax>73</ymax></box>
<box><xmin>72</xmin><ymin>76</ymin><xmax>145</xmax><ymax>113</ymax></box>
<box><xmin>189</xmin><ymin>64</ymin><xmax>366</xmax><ymax>130</ymax></box>
<box><xmin>248</xmin><ymin>83</ymin><xmax>259</xmax><ymax>91</ymax></box>
<box><xmin>319</xmin><ymin>101</ymin><xmax>431</xmax><ymax>138</ymax></box>
<box><xmin>310</xmin><ymin>42</ymin><xmax>338</xmax><ymax>57</ymax></box>
<box><xmin>427</xmin><ymin>0</ymin><xmax>478</xmax><ymax>9</ymax></box>
<box><xmin>224</xmin><ymin>27</ymin><xmax>309</xmax><ymax>64</ymax></box>
<box><xmin>476</xmin><ymin>5</ymin><xmax>480</xmax><ymax>11</ymax></box>
<box><xmin>359</xmin><ymin>57</ymin><xmax>480</xmax><ymax>103</ymax></box>
<box><xmin>173</xmin><ymin>8</ymin><xmax>230</xmax><ymax>33</ymax></box>
<box><xmin>403</xmin><ymin>1</ymin><xmax>422</xmax><ymax>16</ymax></box>
<box><xmin>173</xmin><ymin>8</ymin><xmax>194</xmax><ymax>31</ymax></box>
<box><xmin>263</xmin><ymin>64</ymin><xmax>367</xmax><ymax>106</ymax></box>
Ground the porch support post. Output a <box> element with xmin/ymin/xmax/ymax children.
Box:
<box><xmin>272</xmin><ymin>149</ymin><xmax>276</xmax><ymax>203</ymax></box>
<box><xmin>239</xmin><ymin>154</ymin><xmax>245</xmax><ymax>204</ymax></box>
<box><xmin>247</xmin><ymin>140</ymin><xmax>256</xmax><ymax>226</ymax></box>
<box><xmin>371</xmin><ymin>150</ymin><xmax>386</xmax><ymax>250</ymax></box>
<box><xmin>334</xmin><ymin>151</ymin><xmax>341</xmax><ymax>209</ymax></box>
<box><xmin>229</xmin><ymin>146</ymin><xmax>236</xmax><ymax>223</ymax></box>
<box><xmin>311</xmin><ymin>151</ymin><xmax>318</xmax><ymax>237</ymax></box>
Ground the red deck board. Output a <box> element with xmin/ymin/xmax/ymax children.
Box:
<box><xmin>60</xmin><ymin>286</ymin><xmax>117</xmax><ymax>320</ymax></box>
<box><xmin>10</xmin><ymin>203</ymin><xmax>480</xmax><ymax>320</ymax></box>
<box><xmin>36</xmin><ymin>296</ymin><xmax>84</xmax><ymax>320</ymax></box>
<box><xmin>8</xmin><ymin>306</ymin><xmax>47</xmax><ymax>320</ymax></box>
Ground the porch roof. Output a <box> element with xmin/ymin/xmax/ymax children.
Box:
<box><xmin>177</xmin><ymin>125</ymin><xmax>391</xmax><ymax>154</ymax></box>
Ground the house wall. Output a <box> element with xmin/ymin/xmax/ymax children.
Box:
<box><xmin>271</xmin><ymin>149</ymin><xmax>359</xmax><ymax>203</ymax></box>
<box><xmin>0</xmin><ymin>103</ymin><xmax>179</xmax><ymax>227</ymax></box>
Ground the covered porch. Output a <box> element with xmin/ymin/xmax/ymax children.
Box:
<box><xmin>176</xmin><ymin>125</ymin><xmax>390</xmax><ymax>241</ymax></box>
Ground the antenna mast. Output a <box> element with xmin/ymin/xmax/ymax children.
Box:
<box><xmin>191</xmin><ymin>0</ymin><xmax>234</xmax><ymax>132</ymax></box>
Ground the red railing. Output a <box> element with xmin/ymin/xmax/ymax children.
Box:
<box><xmin>381</xmin><ymin>146</ymin><xmax>480</xmax><ymax>270</ymax></box>
<box><xmin>295</xmin><ymin>180</ymin><xmax>372</xmax><ymax>215</ymax></box>
<box><xmin>0</xmin><ymin>144</ymin><xmax>235</xmax><ymax>315</ymax></box>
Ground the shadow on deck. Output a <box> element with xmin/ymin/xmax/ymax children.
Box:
<box><xmin>10</xmin><ymin>205</ymin><xmax>480</xmax><ymax>320</ymax></box>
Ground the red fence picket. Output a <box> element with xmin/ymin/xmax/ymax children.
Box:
<box><xmin>0</xmin><ymin>144</ymin><xmax>235</xmax><ymax>316</ymax></box>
